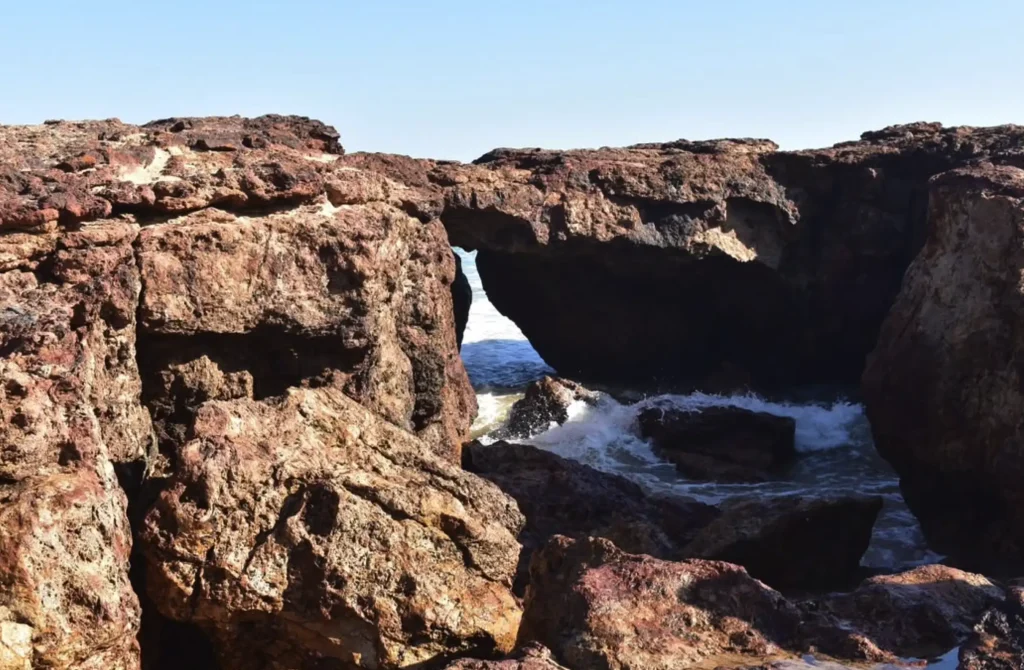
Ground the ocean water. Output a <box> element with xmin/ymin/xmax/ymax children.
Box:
<box><xmin>456</xmin><ymin>249</ymin><xmax>938</xmax><ymax>570</ymax></box>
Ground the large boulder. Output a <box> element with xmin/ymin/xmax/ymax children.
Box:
<box><xmin>519</xmin><ymin>537</ymin><xmax>1002</xmax><ymax>669</ymax></box>
<box><xmin>0</xmin><ymin>224</ymin><xmax>148</xmax><ymax>669</ymax></box>
<box><xmin>426</xmin><ymin>124</ymin><xmax>1024</xmax><ymax>388</ymax></box>
<box><xmin>519</xmin><ymin>536</ymin><xmax>807</xmax><ymax>670</ymax></box>
<box><xmin>463</xmin><ymin>441</ymin><xmax>718</xmax><ymax>592</ymax></box>
<box><xmin>862</xmin><ymin>165</ymin><xmax>1024</xmax><ymax>572</ymax></box>
<box><xmin>1</xmin><ymin>116</ymin><xmax>475</xmax><ymax>464</ymax></box>
<box><xmin>638</xmin><ymin>405</ymin><xmax>796</xmax><ymax>482</ymax></box>
<box><xmin>140</xmin><ymin>387</ymin><xmax>524</xmax><ymax>669</ymax></box>
<box><xmin>807</xmin><ymin>564</ymin><xmax>1004</xmax><ymax>660</ymax></box>
<box><xmin>682</xmin><ymin>495</ymin><xmax>882</xmax><ymax>591</ymax></box>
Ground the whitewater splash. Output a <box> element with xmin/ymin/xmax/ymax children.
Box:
<box><xmin>456</xmin><ymin>248</ymin><xmax>937</xmax><ymax>570</ymax></box>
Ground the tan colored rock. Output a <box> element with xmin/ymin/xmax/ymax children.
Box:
<box><xmin>140</xmin><ymin>387</ymin><xmax>524</xmax><ymax>669</ymax></box>
<box><xmin>136</xmin><ymin>199</ymin><xmax>473</xmax><ymax>461</ymax></box>
<box><xmin>862</xmin><ymin>165</ymin><xmax>1024</xmax><ymax>571</ymax></box>
<box><xmin>0</xmin><ymin>222</ymin><xmax>146</xmax><ymax>669</ymax></box>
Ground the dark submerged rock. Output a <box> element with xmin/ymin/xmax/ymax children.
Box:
<box><xmin>682</xmin><ymin>494</ymin><xmax>883</xmax><ymax>592</ymax></box>
<box><xmin>638</xmin><ymin>405</ymin><xmax>797</xmax><ymax>482</ymax></box>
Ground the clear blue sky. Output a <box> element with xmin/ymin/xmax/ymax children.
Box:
<box><xmin>2</xmin><ymin>1</ymin><xmax>1022</xmax><ymax>160</ymax></box>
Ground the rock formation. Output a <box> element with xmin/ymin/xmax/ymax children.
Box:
<box><xmin>520</xmin><ymin>536</ymin><xmax>1004</xmax><ymax>669</ymax></box>
<box><xmin>682</xmin><ymin>495</ymin><xmax>882</xmax><ymax>591</ymax></box>
<box><xmin>0</xmin><ymin>221</ymin><xmax>148</xmax><ymax>670</ymax></box>
<box><xmin>6</xmin><ymin>114</ymin><xmax>1024</xmax><ymax>668</ymax></box>
<box><xmin>426</xmin><ymin>124</ymin><xmax>1024</xmax><ymax>388</ymax></box>
<box><xmin>0</xmin><ymin>116</ymin><xmax>483</xmax><ymax>669</ymax></box>
<box><xmin>463</xmin><ymin>441</ymin><xmax>718</xmax><ymax>592</ymax></box>
<box><xmin>862</xmin><ymin>165</ymin><xmax>1024</xmax><ymax>572</ymax></box>
<box><xmin>141</xmin><ymin>387</ymin><xmax>524</xmax><ymax>668</ymax></box>
<box><xmin>519</xmin><ymin>536</ymin><xmax>807</xmax><ymax>670</ymax></box>
<box><xmin>638</xmin><ymin>405</ymin><xmax>796</xmax><ymax>482</ymax></box>
<box><xmin>806</xmin><ymin>564</ymin><xmax>1004</xmax><ymax>661</ymax></box>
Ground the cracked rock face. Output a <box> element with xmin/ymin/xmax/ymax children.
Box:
<box><xmin>863</xmin><ymin>165</ymin><xmax>1024</xmax><ymax>573</ymax></box>
<box><xmin>0</xmin><ymin>116</ymin><xmax>485</xmax><ymax>669</ymax></box>
<box><xmin>140</xmin><ymin>387</ymin><xmax>524</xmax><ymax>669</ymax></box>
<box><xmin>0</xmin><ymin>223</ymin><xmax>147</xmax><ymax>669</ymax></box>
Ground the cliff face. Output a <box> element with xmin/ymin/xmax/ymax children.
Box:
<box><xmin>408</xmin><ymin>123</ymin><xmax>1024</xmax><ymax>387</ymax></box>
<box><xmin>863</xmin><ymin>165</ymin><xmax>1024</xmax><ymax>573</ymax></box>
<box><xmin>0</xmin><ymin>116</ymin><xmax>486</xmax><ymax>669</ymax></box>
<box><xmin>5</xmin><ymin>114</ymin><xmax>1024</xmax><ymax>667</ymax></box>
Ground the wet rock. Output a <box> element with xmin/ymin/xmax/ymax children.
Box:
<box><xmin>443</xmin><ymin>644</ymin><xmax>569</xmax><ymax>669</ymax></box>
<box><xmin>453</xmin><ymin>250</ymin><xmax>472</xmax><ymax>349</ymax></box>
<box><xmin>638</xmin><ymin>405</ymin><xmax>796</xmax><ymax>482</ymax></box>
<box><xmin>520</xmin><ymin>536</ymin><xmax>807</xmax><ymax>670</ymax></box>
<box><xmin>497</xmin><ymin>376</ymin><xmax>600</xmax><ymax>439</ymax></box>
<box><xmin>807</xmin><ymin>564</ymin><xmax>1004</xmax><ymax>660</ymax></box>
<box><xmin>862</xmin><ymin>165</ymin><xmax>1024</xmax><ymax>572</ymax></box>
<box><xmin>463</xmin><ymin>441</ymin><xmax>719</xmax><ymax>593</ymax></box>
<box><xmin>959</xmin><ymin>587</ymin><xmax>1024</xmax><ymax>670</ymax></box>
<box><xmin>140</xmin><ymin>387</ymin><xmax>524</xmax><ymax>669</ymax></box>
<box><xmin>430</xmin><ymin>125</ymin><xmax>1024</xmax><ymax>389</ymax></box>
<box><xmin>683</xmin><ymin>495</ymin><xmax>882</xmax><ymax>591</ymax></box>
<box><xmin>0</xmin><ymin>223</ymin><xmax>147</xmax><ymax>669</ymax></box>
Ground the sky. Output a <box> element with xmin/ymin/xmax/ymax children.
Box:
<box><xmin>2</xmin><ymin>1</ymin><xmax>1023</xmax><ymax>161</ymax></box>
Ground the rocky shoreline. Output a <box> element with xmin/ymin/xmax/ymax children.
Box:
<box><xmin>1</xmin><ymin>115</ymin><xmax>1023</xmax><ymax>668</ymax></box>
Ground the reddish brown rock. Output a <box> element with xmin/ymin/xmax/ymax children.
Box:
<box><xmin>443</xmin><ymin>645</ymin><xmax>569</xmax><ymax>669</ymax></box>
<box><xmin>807</xmin><ymin>564</ymin><xmax>1004</xmax><ymax>660</ymax></box>
<box><xmin>682</xmin><ymin>495</ymin><xmax>882</xmax><ymax>591</ymax></box>
<box><xmin>638</xmin><ymin>405</ymin><xmax>796</xmax><ymax>483</ymax></box>
<box><xmin>519</xmin><ymin>536</ymin><xmax>807</xmax><ymax>670</ymax></box>
<box><xmin>862</xmin><ymin>165</ymin><xmax>1024</xmax><ymax>572</ymax></box>
<box><xmin>497</xmin><ymin>376</ymin><xmax>600</xmax><ymax>439</ymax></box>
<box><xmin>430</xmin><ymin>124</ymin><xmax>1024</xmax><ymax>388</ymax></box>
<box><xmin>0</xmin><ymin>223</ymin><xmax>148</xmax><ymax>669</ymax></box>
<box><xmin>140</xmin><ymin>387</ymin><xmax>524</xmax><ymax>669</ymax></box>
<box><xmin>463</xmin><ymin>441</ymin><xmax>718</xmax><ymax>592</ymax></box>
<box><xmin>1</xmin><ymin>116</ymin><xmax>474</xmax><ymax>461</ymax></box>
<box><xmin>135</xmin><ymin>198</ymin><xmax>473</xmax><ymax>462</ymax></box>
<box><xmin>519</xmin><ymin>536</ymin><xmax>1002</xmax><ymax>669</ymax></box>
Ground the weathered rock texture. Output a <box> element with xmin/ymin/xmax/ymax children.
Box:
<box><xmin>141</xmin><ymin>387</ymin><xmax>524</xmax><ymax>669</ymax></box>
<box><xmin>682</xmin><ymin>495</ymin><xmax>882</xmax><ymax>591</ymax></box>
<box><xmin>2</xmin><ymin>116</ymin><xmax>475</xmax><ymax>464</ymax></box>
<box><xmin>807</xmin><ymin>564</ymin><xmax>1004</xmax><ymax>660</ymax></box>
<box><xmin>0</xmin><ymin>224</ymin><xmax>147</xmax><ymax>668</ymax></box>
<box><xmin>520</xmin><ymin>537</ymin><xmax>1003</xmax><ymax>669</ymax></box>
<box><xmin>0</xmin><ymin>116</ymin><xmax>482</xmax><ymax>669</ymax></box>
<box><xmin>421</xmin><ymin>124</ymin><xmax>1024</xmax><ymax>388</ymax></box>
<box><xmin>862</xmin><ymin>165</ymin><xmax>1024</xmax><ymax>572</ymax></box>
<box><xmin>463</xmin><ymin>441</ymin><xmax>718</xmax><ymax>592</ymax></box>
